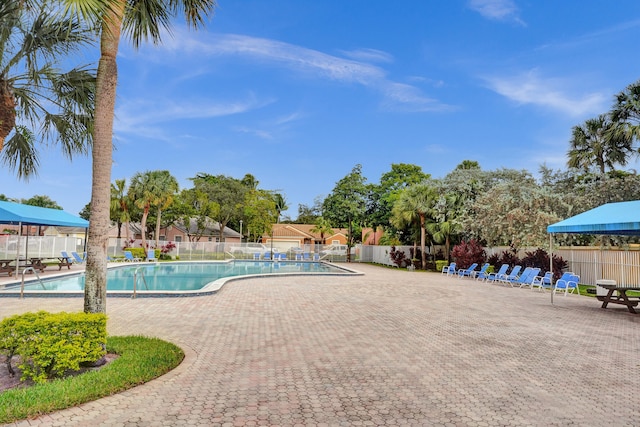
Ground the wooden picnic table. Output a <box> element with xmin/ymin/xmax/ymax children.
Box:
<box><xmin>0</xmin><ymin>259</ymin><xmax>14</xmax><ymax>276</ymax></box>
<box><xmin>596</xmin><ymin>284</ymin><xmax>640</xmax><ymax>314</ymax></box>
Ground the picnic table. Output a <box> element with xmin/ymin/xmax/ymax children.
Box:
<box><xmin>597</xmin><ymin>283</ymin><xmax>640</xmax><ymax>314</ymax></box>
<box><xmin>18</xmin><ymin>257</ymin><xmax>47</xmax><ymax>273</ymax></box>
<box><xmin>56</xmin><ymin>256</ymin><xmax>73</xmax><ymax>270</ymax></box>
<box><xmin>0</xmin><ymin>259</ymin><xmax>14</xmax><ymax>276</ymax></box>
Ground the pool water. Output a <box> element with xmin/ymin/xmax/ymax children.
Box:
<box><xmin>14</xmin><ymin>261</ymin><xmax>349</xmax><ymax>292</ymax></box>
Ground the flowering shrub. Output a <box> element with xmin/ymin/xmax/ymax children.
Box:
<box><xmin>451</xmin><ymin>239</ymin><xmax>486</xmax><ymax>269</ymax></box>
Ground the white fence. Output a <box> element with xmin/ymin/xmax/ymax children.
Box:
<box><xmin>0</xmin><ymin>235</ymin><xmax>84</xmax><ymax>259</ymax></box>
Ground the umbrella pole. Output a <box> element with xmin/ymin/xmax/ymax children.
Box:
<box><xmin>550</xmin><ymin>233</ymin><xmax>554</xmax><ymax>305</ymax></box>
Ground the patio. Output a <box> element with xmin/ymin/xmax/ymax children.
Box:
<box><xmin>1</xmin><ymin>263</ymin><xmax>638</xmax><ymax>426</ymax></box>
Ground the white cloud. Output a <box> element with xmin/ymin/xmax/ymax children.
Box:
<box><xmin>483</xmin><ymin>70</ymin><xmax>607</xmax><ymax>117</ymax></box>
<box><xmin>468</xmin><ymin>0</ymin><xmax>525</xmax><ymax>26</ymax></box>
<box><xmin>147</xmin><ymin>31</ymin><xmax>452</xmax><ymax>113</ymax></box>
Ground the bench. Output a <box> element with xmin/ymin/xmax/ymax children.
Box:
<box><xmin>596</xmin><ymin>284</ymin><xmax>640</xmax><ymax>314</ymax></box>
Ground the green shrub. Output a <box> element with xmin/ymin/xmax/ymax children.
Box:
<box><xmin>0</xmin><ymin>311</ymin><xmax>107</xmax><ymax>383</ymax></box>
<box><xmin>128</xmin><ymin>247</ymin><xmax>147</xmax><ymax>260</ymax></box>
<box><xmin>436</xmin><ymin>260</ymin><xmax>449</xmax><ymax>272</ymax></box>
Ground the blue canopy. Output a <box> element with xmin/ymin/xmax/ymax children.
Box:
<box><xmin>547</xmin><ymin>200</ymin><xmax>640</xmax><ymax>235</ymax></box>
<box><xmin>0</xmin><ymin>200</ymin><xmax>89</xmax><ymax>228</ymax></box>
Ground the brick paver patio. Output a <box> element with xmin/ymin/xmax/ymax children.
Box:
<box><xmin>1</xmin><ymin>263</ymin><xmax>639</xmax><ymax>426</ymax></box>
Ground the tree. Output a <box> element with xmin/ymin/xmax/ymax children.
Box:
<box><xmin>610</xmin><ymin>79</ymin><xmax>640</xmax><ymax>142</ymax></box>
<box><xmin>22</xmin><ymin>195</ymin><xmax>63</xmax><ymax>209</ymax></box>
<box><xmin>426</xmin><ymin>193</ymin><xmax>463</xmax><ymax>262</ymax></box>
<box><xmin>110</xmin><ymin>178</ymin><xmax>130</xmax><ymax>240</ymax></box>
<box><xmin>310</xmin><ymin>217</ymin><xmax>334</xmax><ymax>244</ymax></box>
<box><xmin>390</xmin><ymin>182</ymin><xmax>437</xmax><ymax>269</ymax></box>
<box><xmin>0</xmin><ymin>1</ymin><xmax>95</xmax><ymax>178</ymax></box>
<box><xmin>172</xmin><ymin>187</ymin><xmax>219</xmax><ymax>242</ymax></box>
<box><xmin>191</xmin><ymin>174</ymin><xmax>246</xmax><ymax>242</ymax></box>
<box><xmin>62</xmin><ymin>0</ymin><xmax>216</xmax><ymax>314</ymax></box>
<box><xmin>567</xmin><ymin>114</ymin><xmax>634</xmax><ymax>174</ymax></box>
<box><xmin>322</xmin><ymin>165</ymin><xmax>368</xmax><ymax>262</ymax></box>
<box><xmin>273</xmin><ymin>193</ymin><xmax>288</xmax><ymax>223</ymax></box>
<box><xmin>128</xmin><ymin>170</ymin><xmax>178</xmax><ymax>249</ymax></box>
<box><xmin>243</xmin><ymin>189</ymin><xmax>277</xmax><ymax>242</ymax></box>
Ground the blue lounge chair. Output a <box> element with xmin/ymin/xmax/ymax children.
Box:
<box><xmin>498</xmin><ymin>265</ymin><xmax>522</xmax><ymax>284</ymax></box>
<box><xmin>474</xmin><ymin>263</ymin><xmax>491</xmax><ymax>281</ymax></box>
<box><xmin>554</xmin><ymin>273</ymin><xmax>580</xmax><ymax>296</ymax></box>
<box><xmin>313</xmin><ymin>253</ymin><xmax>320</xmax><ymax>261</ymax></box>
<box><xmin>280</xmin><ymin>253</ymin><xmax>287</xmax><ymax>261</ymax></box>
<box><xmin>442</xmin><ymin>262</ymin><xmax>457</xmax><ymax>276</ymax></box>
<box><xmin>253</xmin><ymin>252</ymin><xmax>260</xmax><ymax>261</ymax></box>
<box><xmin>457</xmin><ymin>263</ymin><xmax>478</xmax><ymax>278</ymax></box>
<box><xmin>303</xmin><ymin>252</ymin><xmax>311</xmax><ymax>261</ymax></box>
<box><xmin>70</xmin><ymin>251</ymin><xmax>86</xmax><ymax>264</ymax></box>
<box><xmin>531</xmin><ymin>271</ymin><xmax>553</xmax><ymax>291</ymax></box>
<box><xmin>512</xmin><ymin>267</ymin><xmax>541</xmax><ymax>288</ymax></box>
<box><xmin>124</xmin><ymin>250</ymin><xmax>140</xmax><ymax>262</ymax></box>
<box><xmin>263</xmin><ymin>252</ymin><xmax>271</xmax><ymax>261</ymax></box>
<box><xmin>146</xmin><ymin>249</ymin><xmax>157</xmax><ymax>262</ymax></box>
<box><xmin>484</xmin><ymin>264</ymin><xmax>509</xmax><ymax>282</ymax></box>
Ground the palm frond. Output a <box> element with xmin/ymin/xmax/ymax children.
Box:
<box><xmin>2</xmin><ymin>125</ymin><xmax>39</xmax><ymax>179</ymax></box>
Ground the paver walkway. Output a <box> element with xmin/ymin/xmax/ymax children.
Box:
<box><xmin>1</xmin><ymin>264</ymin><xmax>639</xmax><ymax>426</ymax></box>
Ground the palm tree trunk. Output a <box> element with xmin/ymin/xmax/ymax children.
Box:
<box><xmin>140</xmin><ymin>205</ymin><xmax>149</xmax><ymax>249</ymax></box>
<box><xmin>84</xmin><ymin>2</ymin><xmax>125</xmax><ymax>314</ymax></box>
<box><xmin>155</xmin><ymin>206</ymin><xmax>162</xmax><ymax>248</ymax></box>
<box><xmin>420</xmin><ymin>214</ymin><xmax>426</xmax><ymax>269</ymax></box>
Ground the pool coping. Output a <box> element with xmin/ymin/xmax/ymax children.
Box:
<box><xmin>0</xmin><ymin>260</ymin><xmax>364</xmax><ymax>298</ymax></box>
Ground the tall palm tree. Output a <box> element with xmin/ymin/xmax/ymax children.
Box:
<box><xmin>567</xmin><ymin>114</ymin><xmax>634</xmax><ymax>174</ymax></box>
<box><xmin>390</xmin><ymin>183</ymin><xmax>437</xmax><ymax>269</ymax></box>
<box><xmin>0</xmin><ymin>0</ymin><xmax>95</xmax><ymax>178</ymax></box>
<box><xmin>62</xmin><ymin>0</ymin><xmax>216</xmax><ymax>314</ymax></box>
<box><xmin>110</xmin><ymin>178</ymin><xmax>130</xmax><ymax>240</ymax></box>
<box><xmin>273</xmin><ymin>193</ymin><xmax>288</xmax><ymax>223</ymax></box>
<box><xmin>427</xmin><ymin>192</ymin><xmax>463</xmax><ymax>263</ymax></box>
<box><xmin>151</xmin><ymin>171</ymin><xmax>179</xmax><ymax>248</ymax></box>
<box><xmin>128</xmin><ymin>170</ymin><xmax>177</xmax><ymax>249</ymax></box>
<box><xmin>610</xmin><ymin>79</ymin><xmax>640</xmax><ymax>142</ymax></box>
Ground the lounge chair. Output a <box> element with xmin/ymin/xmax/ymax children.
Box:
<box><xmin>531</xmin><ymin>271</ymin><xmax>553</xmax><ymax>291</ymax></box>
<box><xmin>313</xmin><ymin>253</ymin><xmax>320</xmax><ymax>261</ymax></box>
<box><xmin>253</xmin><ymin>252</ymin><xmax>260</xmax><ymax>261</ymax></box>
<box><xmin>441</xmin><ymin>262</ymin><xmax>457</xmax><ymax>276</ymax></box>
<box><xmin>123</xmin><ymin>250</ymin><xmax>141</xmax><ymax>262</ymax></box>
<box><xmin>303</xmin><ymin>252</ymin><xmax>311</xmax><ymax>261</ymax></box>
<box><xmin>484</xmin><ymin>264</ymin><xmax>509</xmax><ymax>283</ymax></box>
<box><xmin>146</xmin><ymin>249</ymin><xmax>157</xmax><ymax>262</ymax></box>
<box><xmin>474</xmin><ymin>263</ymin><xmax>492</xmax><ymax>281</ymax></box>
<box><xmin>279</xmin><ymin>253</ymin><xmax>287</xmax><ymax>261</ymax></box>
<box><xmin>71</xmin><ymin>251</ymin><xmax>86</xmax><ymax>264</ymax></box>
<box><xmin>498</xmin><ymin>265</ymin><xmax>522</xmax><ymax>284</ymax></box>
<box><xmin>554</xmin><ymin>273</ymin><xmax>580</xmax><ymax>296</ymax></box>
<box><xmin>514</xmin><ymin>267</ymin><xmax>541</xmax><ymax>288</ymax></box>
<box><xmin>457</xmin><ymin>263</ymin><xmax>478</xmax><ymax>278</ymax></box>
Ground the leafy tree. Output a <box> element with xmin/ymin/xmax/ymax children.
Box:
<box><xmin>567</xmin><ymin>114</ymin><xmax>634</xmax><ymax>174</ymax></box>
<box><xmin>243</xmin><ymin>189</ymin><xmax>277</xmax><ymax>242</ymax></box>
<box><xmin>79</xmin><ymin>202</ymin><xmax>91</xmax><ymax>220</ymax></box>
<box><xmin>171</xmin><ymin>187</ymin><xmax>219</xmax><ymax>242</ymax></box>
<box><xmin>62</xmin><ymin>0</ymin><xmax>216</xmax><ymax>314</ymax></box>
<box><xmin>241</xmin><ymin>173</ymin><xmax>259</xmax><ymax>190</ymax></box>
<box><xmin>296</xmin><ymin>199</ymin><xmax>322</xmax><ymax>224</ymax></box>
<box><xmin>427</xmin><ymin>193</ymin><xmax>463</xmax><ymax>262</ymax></box>
<box><xmin>390</xmin><ymin>182</ymin><xmax>437</xmax><ymax>269</ymax></box>
<box><xmin>22</xmin><ymin>195</ymin><xmax>62</xmax><ymax>210</ymax></box>
<box><xmin>191</xmin><ymin>174</ymin><xmax>246</xmax><ymax>242</ymax></box>
<box><xmin>0</xmin><ymin>0</ymin><xmax>95</xmax><ymax>178</ymax></box>
<box><xmin>322</xmin><ymin>165</ymin><xmax>368</xmax><ymax>262</ymax></box>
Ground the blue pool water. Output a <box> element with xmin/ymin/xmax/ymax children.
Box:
<box><xmin>11</xmin><ymin>261</ymin><xmax>351</xmax><ymax>293</ymax></box>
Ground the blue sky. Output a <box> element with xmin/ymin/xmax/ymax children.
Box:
<box><xmin>3</xmin><ymin>0</ymin><xmax>640</xmax><ymax>219</ymax></box>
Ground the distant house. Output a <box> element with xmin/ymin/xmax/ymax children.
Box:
<box><xmin>261</xmin><ymin>224</ymin><xmax>349</xmax><ymax>252</ymax></box>
<box><xmin>106</xmin><ymin>219</ymin><xmax>240</xmax><ymax>244</ymax></box>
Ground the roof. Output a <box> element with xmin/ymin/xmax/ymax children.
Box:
<box><xmin>267</xmin><ymin>223</ymin><xmax>348</xmax><ymax>240</ymax></box>
<box><xmin>0</xmin><ymin>201</ymin><xmax>89</xmax><ymax>228</ymax></box>
<box><xmin>547</xmin><ymin>200</ymin><xmax>640</xmax><ymax>235</ymax></box>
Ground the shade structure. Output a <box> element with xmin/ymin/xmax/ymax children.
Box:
<box><xmin>547</xmin><ymin>200</ymin><xmax>640</xmax><ymax>236</ymax></box>
<box><xmin>0</xmin><ymin>200</ymin><xmax>88</xmax><ymax>228</ymax></box>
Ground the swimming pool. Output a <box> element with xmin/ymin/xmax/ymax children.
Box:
<box><xmin>2</xmin><ymin>261</ymin><xmax>360</xmax><ymax>297</ymax></box>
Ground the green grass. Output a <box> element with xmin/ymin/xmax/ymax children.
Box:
<box><xmin>0</xmin><ymin>335</ymin><xmax>183</xmax><ymax>424</ymax></box>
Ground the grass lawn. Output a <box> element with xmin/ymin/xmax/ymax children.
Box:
<box><xmin>0</xmin><ymin>335</ymin><xmax>183</xmax><ymax>424</ymax></box>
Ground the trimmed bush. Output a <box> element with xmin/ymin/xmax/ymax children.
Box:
<box><xmin>0</xmin><ymin>311</ymin><xmax>107</xmax><ymax>383</ymax></box>
<box><xmin>451</xmin><ymin>239</ymin><xmax>486</xmax><ymax>269</ymax></box>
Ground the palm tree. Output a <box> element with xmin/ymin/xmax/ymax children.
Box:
<box><xmin>62</xmin><ymin>0</ymin><xmax>216</xmax><ymax>314</ymax></box>
<box><xmin>311</xmin><ymin>217</ymin><xmax>334</xmax><ymax>245</ymax></box>
<box><xmin>128</xmin><ymin>170</ymin><xmax>177</xmax><ymax>250</ymax></box>
<box><xmin>273</xmin><ymin>193</ymin><xmax>288</xmax><ymax>223</ymax></box>
<box><xmin>610</xmin><ymin>79</ymin><xmax>640</xmax><ymax>142</ymax></box>
<box><xmin>110</xmin><ymin>178</ymin><xmax>130</xmax><ymax>240</ymax></box>
<box><xmin>427</xmin><ymin>193</ymin><xmax>463</xmax><ymax>263</ymax></box>
<box><xmin>0</xmin><ymin>0</ymin><xmax>95</xmax><ymax>178</ymax></box>
<box><xmin>567</xmin><ymin>114</ymin><xmax>634</xmax><ymax>174</ymax></box>
<box><xmin>390</xmin><ymin>183</ymin><xmax>437</xmax><ymax>269</ymax></box>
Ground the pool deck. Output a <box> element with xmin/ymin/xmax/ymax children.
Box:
<box><xmin>1</xmin><ymin>263</ymin><xmax>639</xmax><ymax>426</ymax></box>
